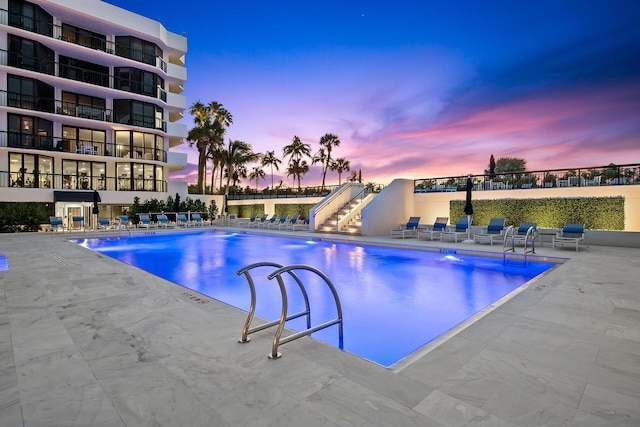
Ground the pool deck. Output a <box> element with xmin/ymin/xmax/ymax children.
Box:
<box><xmin>1</xmin><ymin>227</ymin><xmax>639</xmax><ymax>426</ymax></box>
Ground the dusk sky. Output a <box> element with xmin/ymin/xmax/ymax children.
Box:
<box><xmin>104</xmin><ymin>0</ymin><xmax>640</xmax><ymax>188</ymax></box>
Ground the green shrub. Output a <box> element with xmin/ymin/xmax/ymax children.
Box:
<box><xmin>450</xmin><ymin>197</ymin><xmax>624</xmax><ymax>230</ymax></box>
<box><xmin>0</xmin><ymin>202</ymin><xmax>54</xmax><ymax>233</ymax></box>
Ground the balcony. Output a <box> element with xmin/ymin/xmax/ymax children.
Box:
<box><xmin>414</xmin><ymin>163</ymin><xmax>640</xmax><ymax>193</ymax></box>
<box><xmin>1</xmin><ymin>8</ymin><xmax>168</xmax><ymax>73</ymax></box>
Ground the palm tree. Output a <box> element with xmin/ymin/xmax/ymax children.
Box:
<box><xmin>187</xmin><ymin>101</ymin><xmax>233</xmax><ymax>194</ymax></box>
<box><xmin>286</xmin><ymin>158</ymin><xmax>309</xmax><ymax>191</ymax></box>
<box><xmin>347</xmin><ymin>170</ymin><xmax>358</xmax><ymax>182</ymax></box>
<box><xmin>283</xmin><ymin>136</ymin><xmax>311</xmax><ymax>191</ymax></box>
<box><xmin>330</xmin><ymin>158</ymin><xmax>350</xmax><ymax>185</ymax></box>
<box><xmin>249</xmin><ymin>166</ymin><xmax>266</xmax><ymax>191</ymax></box>
<box><xmin>222</xmin><ymin>140</ymin><xmax>260</xmax><ymax>195</ymax></box>
<box><xmin>207</xmin><ymin>102</ymin><xmax>232</xmax><ymax>192</ymax></box>
<box><xmin>312</xmin><ymin>147</ymin><xmax>327</xmax><ymax>181</ymax></box>
<box><xmin>187</xmin><ymin>101</ymin><xmax>213</xmax><ymax>193</ymax></box>
<box><xmin>261</xmin><ymin>150</ymin><xmax>281</xmax><ymax>190</ymax></box>
<box><xmin>282</xmin><ymin>136</ymin><xmax>311</xmax><ymax>163</ymax></box>
<box><xmin>318</xmin><ymin>133</ymin><xmax>341</xmax><ymax>190</ymax></box>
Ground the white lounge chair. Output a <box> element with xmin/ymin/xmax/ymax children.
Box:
<box><xmin>391</xmin><ymin>216</ymin><xmax>421</xmax><ymax>239</ymax></box>
<box><xmin>553</xmin><ymin>223</ymin><xmax>588</xmax><ymax>251</ymax></box>
<box><xmin>417</xmin><ymin>217</ymin><xmax>448</xmax><ymax>241</ymax></box>
<box><xmin>474</xmin><ymin>218</ymin><xmax>506</xmax><ymax>246</ymax></box>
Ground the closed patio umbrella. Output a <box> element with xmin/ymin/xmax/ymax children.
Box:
<box><xmin>463</xmin><ymin>176</ymin><xmax>474</xmax><ymax>243</ymax></box>
<box><xmin>92</xmin><ymin>191</ymin><xmax>100</xmax><ymax>230</ymax></box>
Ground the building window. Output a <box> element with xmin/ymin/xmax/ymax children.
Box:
<box><xmin>7</xmin><ymin>74</ymin><xmax>54</xmax><ymax>112</ymax></box>
<box><xmin>113</xmin><ymin>100</ymin><xmax>164</xmax><ymax>131</ymax></box>
<box><xmin>62</xmin><ymin>160</ymin><xmax>106</xmax><ymax>190</ymax></box>
<box><xmin>62</xmin><ymin>126</ymin><xmax>105</xmax><ymax>155</ymax></box>
<box><xmin>59</xmin><ymin>55</ymin><xmax>109</xmax><ymax>87</ymax></box>
<box><xmin>117</xmin><ymin>162</ymin><xmax>162</xmax><ymax>191</ymax></box>
<box><xmin>113</xmin><ymin>130</ymin><xmax>163</xmax><ymax>160</ymax></box>
<box><xmin>61</xmin><ymin>23</ymin><xmax>106</xmax><ymax>51</ymax></box>
<box><xmin>8</xmin><ymin>152</ymin><xmax>52</xmax><ymax>188</ymax></box>
<box><xmin>114</xmin><ymin>67</ymin><xmax>164</xmax><ymax>99</ymax></box>
<box><xmin>60</xmin><ymin>91</ymin><xmax>107</xmax><ymax>120</ymax></box>
<box><xmin>7</xmin><ymin>113</ymin><xmax>53</xmax><ymax>150</ymax></box>
<box><xmin>8</xmin><ymin>35</ymin><xmax>54</xmax><ymax>75</ymax></box>
<box><xmin>8</xmin><ymin>0</ymin><xmax>53</xmax><ymax>36</ymax></box>
<box><xmin>115</xmin><ymin>36</ymin><xmax>162</xmax><ymax>67</ymax></box>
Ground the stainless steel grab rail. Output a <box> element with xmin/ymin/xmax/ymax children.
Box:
<box><xmin>236</xmin><ymin>262</ymin><xmax>310</xmax><ymax>344</ymax></box>
<box><xmin>503</xmin><ymin>225</ymin><xmax>537</xmax><ymax>265</ymax></box>
<box><xmin>236</xmin><ymin>262</ymin><xmax>343</xmax><ymax>359</ymax></box>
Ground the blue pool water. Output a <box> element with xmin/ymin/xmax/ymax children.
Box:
<box><xmin>76</xmin><ymin>231</ymin><xmax>555</xmax><ymax>366</ymax></box>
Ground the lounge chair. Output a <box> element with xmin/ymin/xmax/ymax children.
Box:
<box><xmin>508</xmin><ymin>222</ymin><xmax>537</xmax><ymax>251</ymax></box>
<box><xmin>137</xmin><ymin>213</ymin><xmax>157</xmax><ymax>229</ymax></box>
<box><xmin>474</xmin><ymin>218</ymin><xmax>506</xmax><ymax>246</ymax></box>
<box><xmin>258</xmin><ymin>214</ymin><xmax>278</xmax><ymax>228</ymax></box>
<box><xmin>553</xmin><ymin>223</ymin><xmax>589</xmax><ymax>251</ymax></box>
<box><xmin>49</xmin><ymin>216</ymin><xmax>64</xmax><ymax>232</ymax></box>
<box><xmin>249</xmin><ymin>214</ymin><xmax>268</xmax><ymax>228</ymax></box>
<box><xmin>279</xmin><ymin>214</ymin><xmax>300</xmax><ymax>230</ymax></box>
<box><xmin>71</xmin><ymin>216</ymin><xmax>85</xmax><ymax>231</ymax></box>
<box><xmin>190</xmin><ymin>213</ymin><xmax>208</xmax><ymax>226</ymax></box>
<box><xmin>291</xmin><ymin>217</ymin><xmax>310</xmax><ymax>231</ymax></box>
<box><xmin>390</xmin><ymin>216</ymin><xmax>421</xmax><ymax>239</ymax></box>
<box><xmin>417</xmin><ymin>217</ymin><xmax>448</xmax><ymax>241</ymax></box>
<box><xmin>237</xmin><ymin>213</ymin><xmax>258</xmax><ymax>227</ymax></box>
<box><xmin>269</xmin><ymin>214</ymin><xmax>289</xmax><ymax>229</ymax></box>
<box><xmin>156</xmin><ymin>214</ymin><xmax>174</xmax><ymax>228</ymax></box>
<box><xmin>116</xmin><ymin>215</ymin><xmax>131</xmax><ymax>230</ymax></box>
<box><xmin>176</xmin><ymin>214</ymin><xmax>189</xmax><ymax>227</ymax></box>
<box><xmin>97</xmin><ymin>218</ymin><xmax>111</xmax><ymax>230</ymax></box>
<box><xmin>440</xmin><ymin>217</ymin><xmax>470</xmax><ymax>242</ymax></box>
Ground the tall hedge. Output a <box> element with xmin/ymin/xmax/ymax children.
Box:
<box><xmin>450</xmin><ymin>197</ymin><xmax>624</xmax><ymax>230</ymax></box>
<box><xmin>0</xmin><ymin>202</ymin><xmax>54</xmax><ymax>233</ymax></box>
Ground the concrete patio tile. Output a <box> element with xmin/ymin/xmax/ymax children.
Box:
<box><xmin>578</xmin><ymin>383</ymin><xmax>640</xmax><ymax>426</ymax></box>
<box><xmin>414</xmin><ymin>390</ymin><xmax>518</xmax><ymax>427</ymax></box>
<box><xmin>1</xmin><ymin>231</ymin><xmax>640</xmax><ymax>426</ymax></box>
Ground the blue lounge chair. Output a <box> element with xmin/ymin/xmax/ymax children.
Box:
<box><xmin>190</xmin><ymin>213</ymin><xmax>207</xmax><ymax>226</ymax></box>
<box><xmin>508</xmin><ymin>222</ymin><xmax>537</xmax><ymax>251</ymax></box>
<box><xmin>553</xmin><ymin>223</ymin><xmax>588</xmax><ymax>251</ymax></box>
<box><xmin>97</xmin><ymin>218</ymin><xmax>111</xmax><ymax>230</ymax></box>
<box><xmin>249</xmin><ymin>214</ymin><xmax>268</xmax><ymax>228</ymax></box>
<box><xmin>176</xmin><ymin>214</ymin><xmax>189</xmax><ymax>227</ymax></box>
<box><xmin>71</xmin><ymin>216</ymin><xmax>85</xmax><ymax>231</ymax></box>
<box><xmin>291</xmin><ymin>217</ymin><xmax>310</xmax><ymax>231</ymax></box>
<box><xmin>391</xmin><ymin>216</ymin><xmax>421</xmax><ymax>239</ymax></box>
<box><xmin>259</xmin><ymin>214</ymin><xmax>278</xmax><ymax>228</ymax></box>
<box><xmin>137</xmin><ymin>213</ymin><xmax>157</xmax><ymax>229</ymax></box>
<box><xmin>474</xmin><ymin>218</ymin><xmax>506</xmax><ymax>246</ymax></box>
<box><xmin>156</xmin><ymin>214</ymin><xmax>174</xmax><ymax>228</ymax></box>
<box><xmin>237</xmin><ymin>213</ymin><xmax>258</xmax><ymax>227</ymax></box>
<box><xmin>279</xmin><ymin>214</ymin><xmax>300</xmax><ymax>230</ymax></box>
<box><xmin>440</xmin><ymin>217</ymin><xmax>470</xmax><ymax>242</ymax></box>
<box><xmin>49</xmin><ymin>216</ymin><xmax>64</xmax><ymax>232</ymax></box>
<box><xmin>417</xmin><ymin>217</ymin><xmax>448</xmax><ymax>241</ymax></box>
<box><xmin>269</xmin><ymin>214</ymin><xmax>289</xmax><ymax>229</ymax></box>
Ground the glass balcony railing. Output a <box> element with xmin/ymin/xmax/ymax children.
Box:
<box><xmin>1</xmin><ymin>8</ymin><xmax>167</xmax><ymax>72</ymax></box>
<box><xmin>0</xmin><ymin>50</ymin><xmax>168</xmax><ymax>102</ymax></box>
<box><xmin>0</xmin><ymin>90</ymin><xmax>167</xmax><ymax>132</ymax></box>
<box><xmin>414</xmin><ymin>163</ymin><xmax>640</xmax><ymax>193</ymax></box>
<box><xmin>0</xmin><ymin>169</ymin><xmax>167</xmax><ymax>192</ymax></box>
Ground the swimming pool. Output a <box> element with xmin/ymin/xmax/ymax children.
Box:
<box><xmin>76</xmin><ymin>231</ymin><xmax>555</xmax><ymax>367</ymax></box>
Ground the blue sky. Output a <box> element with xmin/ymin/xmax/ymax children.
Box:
<box><xmin>104</xmin><ymin>0</ymin><xmax>640</xmax><ymax>187</ymax></box>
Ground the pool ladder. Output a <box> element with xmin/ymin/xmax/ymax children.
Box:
<box><xmin>236</xmin><ymin>262</ymin><xmax>344</xmax><ymax>359</ymax></box>
<box><xmin>502</xmin><ymin>225</ymin><xmax>536</xmax><ymax>266</ymax></box>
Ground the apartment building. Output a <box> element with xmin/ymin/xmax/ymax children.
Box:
<box><xmin>0</xmin><ymin>0</ymin><xmax>188</xmax><ymax>228</ymax></box>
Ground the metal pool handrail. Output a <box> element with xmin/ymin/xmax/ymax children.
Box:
<box><xmin>503</xmin><ymin>225</ymin><xmax>537</xmax><ymax>265</ymax></box>
<box><xmin>236</xmin><ymin>262</ymin><xmax>344</xmax><ymax>359</ymax></box>
<box><xmin>236</xmin><ymin>261</ymin><xmax>311</xmax><ymax>345</ymax></box>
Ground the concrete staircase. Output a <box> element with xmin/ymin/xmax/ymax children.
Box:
<box><xmin>317</xmin><ymin>196</ymin><xmax>371</xmax><ymax>234</ymax></box>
